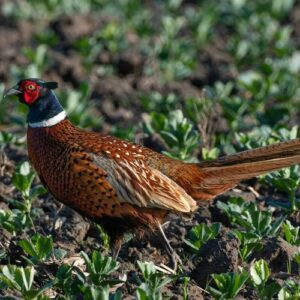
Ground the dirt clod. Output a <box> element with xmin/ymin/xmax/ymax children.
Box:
<box><xmin>254</xmin><ymin>237</ymin><xmax>299</xmax><ymax>274</ymax></box>
<box><xmin>191</xmin><ymin>236</ymin><xmax>240</xmax><ymax>287</ymax></box>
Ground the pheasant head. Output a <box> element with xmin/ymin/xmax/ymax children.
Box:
<box><xmin>4</xmin><ymin>78</ymin><xmax>66</xmax><ymax>127</ymax></box>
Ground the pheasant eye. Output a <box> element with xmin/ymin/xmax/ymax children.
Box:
<box><xmin>27</xmin><ymin>84</ymin><xmax>36</xmax><ymax>90</ymax></box>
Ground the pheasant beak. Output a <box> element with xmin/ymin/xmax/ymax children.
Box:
<box><xmin>3</xmin><ymin>86</ymin><xmax>22</xmax><ymax>99</ymax></box>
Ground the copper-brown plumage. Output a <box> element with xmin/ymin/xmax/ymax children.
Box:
<box><xmin>5</xmin><ymin>78</ymin><xmax>300</xmax><ymax>263</ymax></box>
<box><xmin>27</xmin><ymin>118</ymin><xmax>300</xmax><ymax>252</ymax></box>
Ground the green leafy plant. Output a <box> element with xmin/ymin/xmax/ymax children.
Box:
<box><xmin>278</xmin><ymin>279</ymin><xmax>300</xmax><ymax>299</ymax></box>
<box><xmin>265</xmin><ymin>165</ymin><xmax>300</xmax><ymax>211</ymax></box>
<box><xmin>182</xmin><ymin>276</ymin><xmax>190</xmax><ymax>300</ymax></box>
<box><xmin>184</xmin><ymin>222</ymin><xmax>221</xmax><ymax>252</ymax></box>
<box><xmin>110</xmin><ymin>125</ymin><xmax>136</xmax><ymax>141</ymax></box>
<box><xmin>97</xmin><ymin>21</ymin><xmax>128</xmax><ymax>54</ymax></box>
<box><xmin>143</xmin><ymin>109</ymin><xmax>200</xmax><ymax>161</ymax></box>
<box><xmin>0</xmin><ymin>131</ymin><xmax>25</xmax><ymax>147</ymax></box>
<box><xmin>217</xmin><ymin>197</ymin><xmax>285</xmax><ymax>238</ymax></box>
<box><xmin>152</xmin><ymin>15</ymin><xmax>196</xmax><ymax>81</ymax></box>
<box><xmin>12</xmin><ymin>161</ymin><xmax>36</xmax><ymax>201</ymax></box>
<box><xmin>2</xmin><ymin>0</ymin><xmax>97</xmax><ymax>19</ymax></box>
<box><xmin>22</xmin><ymin>44</ymin><xmax>49</xmax><ymax>77</ymax></box>
<box><xmin>10</xmin><ymin>45</ymin><xmax>49</xmax><ymax>79</ymax></box>
<box><xmin>235</xmin><ymin>125</ymin><xmax>298</xmax><ymax>151</ymax></box>
<box><xmin>53</xmin><ymin>254</ymin><xmax>122</xmax><ymax>299</ymax></box>
<box><xmin>202</xmin><ymin>147</ymin><xmax>220</xmax><ymax>160</ymax></box>
<box><xmin>208</xmin><ymin>270</ymin><xmax>249</xmax><ymax>300</ymax></box>
<box><xmin>0</xmin><ymin>265</ymin><xmax>51</xmax><ymax>299</ymax></box>
<box><xmin>231</xmin><ymin>230</ymin><xmax>263</xmax><ymax>262</ymax></box>
<box><xmin>185</xmin><ymin>5</ymin><xmax>217</xmax><ymax>49</ymax></box>
<box><xmin>0</xmin><ymin>162</ymin><xmax>46</xmax><ymax>235</ymax></box>
<box><xmin>58</xmin><ymin>82</ymin><xmax>101</xmax><ymax>129</ymax></box>
<box><xmin>138</xmin><ymin>92</ymin><xmax>178</xmax><ymax>114</ymax></box>
<box><xmin>18</xmin><ymin>234</ymin><xmax>54</xmax><ymax>264</ymax></box>
<box><xmin>216</xmin><ymin>197</ymin><xmax>247</xmax><ymax>221</ymax></box>
<box><xmin>81</xmin><ymin>285</ymin><xmax>122</xmax><ymax>300</ymax></box>
<box><xmin>136</xmin><ymin>261</ymin><xmax>174</xmax><ymax>300</ymax></box>
<box><xmin>293</xmin><ymin>251</ymin><xmax>300</xmax><ymax>268</ymax></box>
<box><xmin>12</xmin><ymin>161</ymin><xmax>46</xmax><ymax>225</ymax></box>
<box><xmin>53</xmin><ymin>264</ymin><xmax>81</xmax><ymax>297</ymax></box>
<box><xmin>96</xmin><ymin>224</ymin><xmax>110</xmax><ymax>251</ymax></box>
<box><xmin>81</xmin><ymin>251</ymin><xmax>120</xmax><ymax>286</ymax></box>
<box><xmin>282</xmin><ymin>220</ymin><xmax>300</xmax><ymax>246</ymax></box>
<box><xmin>0</xmin><ymin>209</ymin><xmax>31</xmax><ymax>235</ymax></box>
<box><xmin>250</xmin><ymin>259</ymin><xmax>280</xmax><ymax>299</ymax></box>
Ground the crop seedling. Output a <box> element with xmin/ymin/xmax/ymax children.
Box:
<box><xmin>2</xmin><ymin>0</ymin><xmax>97</xmax><ymax>19</ymax></box>
<box><xmin>58</xmin><ymin>82</ymin><xmax>101</xmax><ymax>129</ymax></box>
<box><xmin>184</xmin><ymin>222</ymin><xmax>221</xmax><ymax>253</ymax></box>
<box><xmin>265</xmin><ymin>165</ymin><xmax>300</xmax><ymax>211</ymax></box>
<box><xmin>278</xmin><ymin>279</ymin><xmax>300</xmax><ymax>299</ymax></box>
<box><xmin>81</xmin><ymin>285</ymin><xmax>122</xmax><ymax>300</ymax></box>
<box><xmin>235</xmin><ymin>125</ymin><xmax>299</xmax><ymax>152</ymax></box>
<box><xmin>12</xmin><ymin>161</ymin><xmax>46</xmax><ymax>224</ymax></box>
<box><xmin>0</xmin><ymin>265</ymin><xmax>52</xmax><ymax>300</ymax></box>
<box><xmin>0</xmin><ymin>131</ymin><xmax>26</xmax><ymax>147</ymax></box>
<box><xmin>53</xmin><ymin>264</ymin><xmax>81</xmax><ymax>297</ymax></box>
<box><xmin>282</xmin><ymin>220</ymin><xmax>300</xmax><ymax>246</ymax></box>
<box><xmin>201</xmin><ymin>147</ymin><xmax>220</xmax><ymax>160</ymax></box>
<box><xmin>96</xmin><ymin>21</ymin><xmax>128</xmax><ymax>54</ymax></box>
<box><xmin>0</xmin><ymin>209</ymin><xmax>31</xmax><ymax>236</ymax></box>
<box><xmin>138</xmin><ymin>92</ymin><xmax>178</xmax><ymax>114</ymax></box>
<box><xmin>53</xmin><ymin>254</ymin><xmax>122</xmax><ymax>299</ymax></box>
<box><xmin>136</xmin><ymin>261</ymin><xmax>175</xmax><ymax>300</ymax></box>
<box><xmin>208</xmin><ymin>270</ymin><xmax>249</xmax><ymax>300</ymax></box>
<box><xmin>182</xmin><ymin>276</ymin><xmax>190</xmax><ymax>300</ymax></box>
<box><xmin>0</xmin><ymin>162</ymin><xmax>46</xmax><ymax>235</ymax></box>
<box><xmin>10</xmin><ymin>45</ymin><xmax>49</xmax><ymax>80</ymax></box>
<box><xmin>185</xmin><ymin>5</ymin><xmax>217</xmax><ymax>49</ymax></box>
<box><xmin>293</xmin><ymin>251</ymin><xmax>300</xmax><ymax>269</ymax></box>
<box><xmin>216</xmin><ymin>197</ymin><xmax>249</xmax><ymax>223</ymax></box>
<box><xmin>95</xmin><ymin>224</ymin><xmax>110</xmax><ymax>251</ymax></box>
<box><xmin>22</xmin><ymin>45</ymin><xmax>49</xmax><ymax>78</ymax></box>
<box><xmin>143</xmin><ymin>110</ymin><xmax>200</xmax><ymax>162</ymax></box>
<box><xmin>231</xmin><ymin>230</ymin><xmax>263</xmax><ymax>262</ymax></box>
<box><xmin>110</xmin><ymin>125</ymin><xmax>136</xmax><ymax>142</ymax></box>
<box><xmin>80</xmin><ymin>251</ymin><xmax>121</xmax><ymax>287</ymax></box>
<box><xmin>217</xmin><ymin>197</ymin><xmax>285</xmax><ymax>239</ymax></box>
<box><xmin>117</xmin><ymin>0</ymin><xmax>154</xmax><ymax>37</ymax></box>
<box><xmin>250</xmin><ymin>259</ymin><xmax>280</xmax><ymax>299</ymax></box>
<box><xmin>153</xmin><ymin>16</ymin><xmax>196</xmax><ymax>81</ymax></box>
<box><xmin>18</xmin><ymin>234</ymin><xmax>54</xmax><ymax>264</ymax></box>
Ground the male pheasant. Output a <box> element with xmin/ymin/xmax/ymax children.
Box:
<box><xmin>4</xmin><ymin>78</ymin><xmax>300</xmax><ymax>266</ymax></box>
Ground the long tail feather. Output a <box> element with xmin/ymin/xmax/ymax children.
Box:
<box><xmin>184</xmin><ymin>138</ymin><xmax>300</xmax><ymax>201</ymax></box>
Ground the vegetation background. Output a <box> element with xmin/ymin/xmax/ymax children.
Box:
<box><xmin>1</xmin><ymin>0</ymin><xmax>300</xmax><ymax>299</ymax></box>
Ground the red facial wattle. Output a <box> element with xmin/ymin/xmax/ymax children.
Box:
<box><xmin>20</xmin><ymin>81</ymin><xmax>41</xmax><ymax>105</ymax></box>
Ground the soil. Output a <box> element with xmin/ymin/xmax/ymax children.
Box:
<box><xmin>1</xmin><ymin>1</ymin><xmax>300</xmax><ymax>299</ymax></box>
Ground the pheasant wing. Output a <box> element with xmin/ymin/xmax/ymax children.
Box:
<box><xmin>92</xmin><ymin>153</ymin><xmax>196</xmax><ymax>213</ymax></box>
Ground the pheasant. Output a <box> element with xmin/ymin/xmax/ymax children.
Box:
<box><xmin>4</xmin><ymin>78</ymin><xmax>300</xmax><ymax>268</ymax></box>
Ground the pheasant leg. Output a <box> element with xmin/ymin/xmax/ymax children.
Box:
<box><xmin>110</xmin><ymin>236</ymin><xmax>123</xmax><ymax>260</ymax></box>
<box><xmin>158</xmin><ymin>223</ymin><xmax>182</xmax><ymax>271</ymax></box>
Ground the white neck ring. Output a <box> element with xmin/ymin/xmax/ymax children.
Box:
<box><xmin>28</xmin><ymin>111</ymin><xmax>67</xmax><ymax>128</ymax></box>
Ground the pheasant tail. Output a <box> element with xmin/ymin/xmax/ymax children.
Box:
<box><xmin>179</xmin><ymin>138</ymin><xmax>300</xmax><ymax>201</ymax></box>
